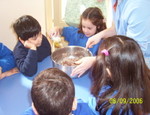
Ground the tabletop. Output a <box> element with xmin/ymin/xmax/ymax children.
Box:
<box><xmin>0</xmin><ymin>56</ymin><xmax>93</xmax><ymax>115</ymax></box>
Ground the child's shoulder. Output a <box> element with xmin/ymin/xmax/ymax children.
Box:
<box><xmin>72</xmin><ymin>99</ymin><xmax>96</xmax><ymax>115</ymax></box>
<box><xmin>21</xmin><ymin>107</ymin><xmax>35</xmax><ymax>115</ymax></box>
<box><xmin>0</xmin><ymin>42</ymin><xmax>3</xmax><ymax>50</ymax></box>
<box><xmin>14</xmin><ymin>41</ymin><xmax>25</xmax><ymax>51</ymax></box>
<box><xmin>0</xmin><ymin>42</ymin><xmax>7</xmax><ymax>49</ymax></box>
<box><xmin>0</xmin><ymin>42</ymin><xmax>13</xmax><ymax>57</ymax></box>
<box><xmin>63</xmin><ymin>26</ymin><xmax>78</xmax><ymax>31</ymax></box>
<box><xmin>0</xmin><ymin>42</ymin><xmax>3</xmax><ymax>46</ymax></box>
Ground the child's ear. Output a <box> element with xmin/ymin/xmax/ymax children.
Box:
<box><xmin>72</xmin><ymin>97</ymin><xmax>77</xmax><ymax>111</ymax></box>
<box><xmin>19</xmin><ymin>37</ymin><xmax>25</xmax><ymax>44</ymax></box>
<box><xmin>32</xmin><ymin>102</ymin><xmax>39</xmax><ymax>115</ymax></box>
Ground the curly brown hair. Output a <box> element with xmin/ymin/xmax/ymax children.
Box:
<box><xmin>78</xmin><ymin>7</ymin><xmax>106</xmax><ymax>34</ymax></box>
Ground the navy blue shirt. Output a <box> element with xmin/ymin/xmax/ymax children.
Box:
<box><xmin>13</xmin><ymin>35</ymin><xmax>51</xmax><ymax>76</ymax></box>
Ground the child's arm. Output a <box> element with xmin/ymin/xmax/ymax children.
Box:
<box><xmin>19</xmin><ymin>38</ymin><xmax>37</xmax><ymax>50</ymax></box>
<box><xmin>13</xmin><ymin>42</ymin><xmax>38</xmax><ymax>76</ymax></box>
<box><xmin>86</xmin><ymin>22</ymin><xmax>116</xmax><ymax>48</ymax></box>
<box><xmin>49</xmin><ymin>27</ymin><xmax>63</xmax><ymax>38</ymax></box>
<box><xmin>14</xmin><ymin>35</ymin><xmax>51</xmax><ymax>76</ymax></box>
<box><xmin>0</xmin><ymin>67</ymin><xmax>19</xmax><ymax>79</ymax></box>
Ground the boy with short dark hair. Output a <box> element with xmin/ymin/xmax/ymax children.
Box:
<box><xmin>22</xmin><ymin>68</ymin><xmax>94</xmax><ymax>115</ymax></box>
<box><xmin>13</xmin><ymin>15</ymin><xmax>51</xmax><ymax>76</ymax></box>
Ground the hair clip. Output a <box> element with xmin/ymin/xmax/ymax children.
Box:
<box><xmin>101</xmin><ymin>49</ymin><xmax>109</xmax><ymax>56</ymax></box>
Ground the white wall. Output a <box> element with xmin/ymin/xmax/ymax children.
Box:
<box><xmin>0</xmin><ymin>0</ymin><xmax>46</xmax><ymax>50</ymax></box>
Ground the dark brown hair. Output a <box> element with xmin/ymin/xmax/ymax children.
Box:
<box><xmin>78</xmin><ymin>7</ymin><xmax>106</xmax><ymax>34</ymax></box>
<box><xmin>92</xmin><ymin>35</ymin><xmax>150</xmax><ymax>115</ymax></box>
<box><xmin>13</xmin><ymin>15</ymin><xmax>41</xmax><ymax>41</ymax></box>
<box><xmin>31</xmin><ymin>68</ymin><xmax>75</xmax><ymax>115</ymax></box>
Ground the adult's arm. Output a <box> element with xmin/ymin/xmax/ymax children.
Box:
<box><xmin>86</xmin><ymin>22</ymin><xmax>116</xmax><ymax>48</ymax></box>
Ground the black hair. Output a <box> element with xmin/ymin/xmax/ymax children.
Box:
<box><xmin>13</xmin><ymin>15</ymin><xmax>41</xmax><ymax>41</ymax></box>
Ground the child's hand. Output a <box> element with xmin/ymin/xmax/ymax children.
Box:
<box><xmin>71</xmin><ymin>57</ymin><xmax>96</xmax><ymax>77</ymax></box>
<box><xmin>49</xmin><ymin>27</ymin><xmax>62</xmax><ymax>38</ymax></box>
<box><xmin>86</xmin><ymin>34</ymin><xmax>102</xmax><ymax>48</ymax></box>
<box><xmin>22</xmin><ymin>40</ymin><xmax>37</xmax><ymax>50</ymax></box>
<box><xmin>19</xmin><ymin>38</ymin><xmax>37</xmax><ymax>50</ymax></box>
<box><xmin>0</xmin><ymin>67</ymin><xmax>19</xmax><ymax>80</ymax></box>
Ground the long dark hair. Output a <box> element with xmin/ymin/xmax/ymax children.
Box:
<box><xmin>91</xmin><ymin>35</ymin><xmax>150</xmax><ymax>115</ymax></box>
<box><xmin>78</xmin><ymin>7</ymin><xmax>106</xmax><ymax>34</ymax></box>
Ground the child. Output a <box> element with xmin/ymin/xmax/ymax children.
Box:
<box><xmin>50</xmin><ymin>7</ymin><xmax>106</xmax><ymax>56</ymax></box>
<box><xmin>0</xmin><ymin>42</ymin><xmax>18</xmax><ymax>79</ymax></box>
<box><xmin>12</xmin><ymin>15</ymin><xmax>51</xmax><ymax>77</ymax></box>
<box><xmin>22</xmin><ymin>68</ymin><xmax>94</xmax><ymax>115</ymax></box>
<box><xmin>90</xmin><ymin>35</ymin><xmax>150</xmax><ymax>115</ymax></box>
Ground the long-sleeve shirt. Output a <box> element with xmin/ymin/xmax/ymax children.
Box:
<box><xmin>13</xmin><ymin>35</ymin><xmax>51</xmax><ymax>76</ymax></box>
<box><xmin>112</xmin><ymin>0</ymin><xmax>150</xmax><ymax>67</ymax></box>
<box><xmin>0</xmin><ymin>43</ymin><xmax>16</xmax><ymax>72</ymax></box>
<box><xmin>62</xmin><ymin>26</ymin><xmax>101</xmax><ymax>56</ymax></box>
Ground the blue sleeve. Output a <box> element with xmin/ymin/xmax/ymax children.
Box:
<box><xmin>0</xmin><ymin>43</ymin><xmax>16</xmax><ymax>72</ymax></box>
<box><xmin>21</xmin><ymin>107</ymin><xmax>35</xmax><ymax>115</ymax></box>
<box><xmin>89</xmin><ymin>41</ymin><xmax>101</xmax><ymax>56</ymax></box>
<box><xmin>62</xmin><ymin>26</ymin><xmax>78</xmax><ymax>42</ymax></box>
<box><xmin>86</xmin><ymin>86</ymin><xmax>112</xmax><ymax>115</ymax></box>
<box><xmin>13</xmin><ymin>42</ymin><xmax>38</xmax><ymax>77</ymax></box>
<box><xmin>86</xmin><ymin>97</ymin><xmax>99</xmax><ymax>115</ymax></box>
<box><xmin>72</xmin><ymin>99</ymin><xmax>98</xmax><ymax>115</ymax></box>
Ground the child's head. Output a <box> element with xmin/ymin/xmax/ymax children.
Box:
<box><xmin>78</xmin><ymin>7</ymin><xmax>106</xmax><ymax>37</ymax></box>
<box><xmin>13</xmin><ymin>15</ymin><xmax>41</xmax><ymax>40</ymax></box>
<box><xmin>92</xmin><ymin>35</ymin><xmax>150</xmax><ymax>114</ymax></box>
<box><xmin>31</xmin><ymin>68</ymin><xmax>76</xmax><ymax>115</ymax></box>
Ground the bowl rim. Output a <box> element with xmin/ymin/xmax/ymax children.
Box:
<box><xmin>51</xmin><ymin>46</ymin><xmax>93</xmax><ymax>67</ymax></box>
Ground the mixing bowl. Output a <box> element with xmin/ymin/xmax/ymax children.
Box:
<box><xmin>51</xmin><ymin>46</ymin><xmax>92</xmax><ymax>78</ymax></box>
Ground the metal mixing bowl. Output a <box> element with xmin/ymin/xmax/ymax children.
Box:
<box><xmin>51</xmin><ymin>46</ymin><xmax>92</xmax><ymax>78</ymax></box>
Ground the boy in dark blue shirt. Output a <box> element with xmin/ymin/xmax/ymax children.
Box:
<box><xmin>22</xmin><ymin>68</ymin><xmax>94</xmax><ymax>115</ymax></box>
<box><xmin>13</xmin><ymin>15</ymin><xmax>51</xmax><ymax>76</ymax></box>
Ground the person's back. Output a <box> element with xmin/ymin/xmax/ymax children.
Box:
<box><xmin>113</xmin><ymin>0</ymin><xmax>150</xmax><ymax>68</ymax></box>
<box><xmin>12</xmin><ymin>15</ymin><xmax>51</xmax><ymax>76</ymax></box>
<box><xmin>91</xmin><ymin>35</ymin><xmax>150</xmax><ymax>115</ymax></box>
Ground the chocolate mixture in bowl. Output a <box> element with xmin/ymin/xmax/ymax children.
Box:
<box><xmin>60</xmin><ymin>56</ymin><xmax>82</xmax><ymax>66</ymax></box>
<box><xmin>51</xmin><ymin>46</ymin><xmax>92</xmax><ymax>78</ymax></box>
